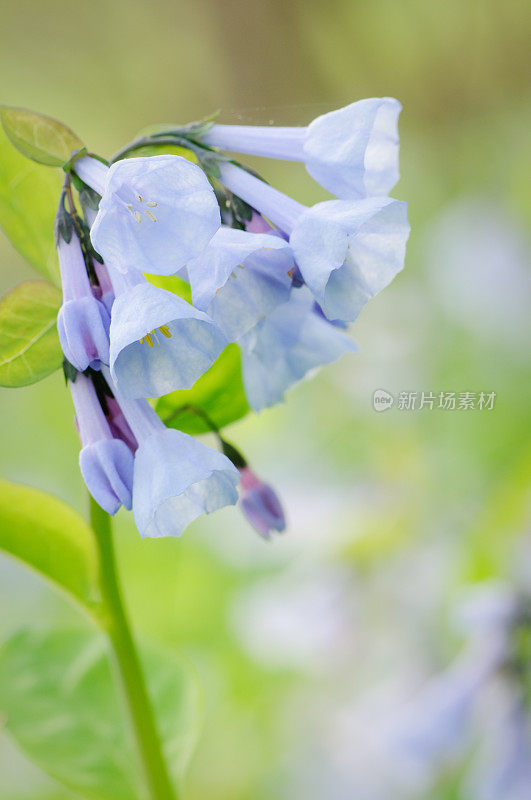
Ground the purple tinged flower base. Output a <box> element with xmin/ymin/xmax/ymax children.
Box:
<box><xmin>239</xmin><ymin>466</ymin><xmax>286</xmax><ymax>539</ymax></box>
<box><xmin>92</xmin><ymin>260</ymin><xmax>115</xmax><ymax>316</ymax></box>
<box><xmin>105</xmin><ymin>396</ymin><xmax>138</xmax><ymax>453</ymax></box>
<box><xmin>69</xmin><ymin>373</ymin><xmax>133</xmax><ymax>515</ymax></box>
<box><xmin>57</xmin><ymin>236</ymin><xmax>110</xmax><ymax>371</ymax></box>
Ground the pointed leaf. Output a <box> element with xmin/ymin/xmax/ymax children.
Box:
<box><xmin>0</xmin><ymin>480</ymin><xmax>98</xmax><ymax>609</ymax></box>
<box><xmin>0</xmin><ymin>280</ymin><xmax>63</xmax><ymax>387</ymax></box>
<box><xmin>1</xmin><ymin>106</ymin><xmax>84</xmax><ymax>167</ymax></box>
<box><xmin>0</xmin><ymin>125</ymin><xmax>62</xmax><ymax>282</ymax></box>
<box><xmin>0</xmin><ymin>629</ymin><xmax>201</xmax><ymax>800</ymax></box>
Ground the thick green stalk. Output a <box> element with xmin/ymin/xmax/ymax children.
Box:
<box><xmin>90</xmin><ymin>498</ymin><xmax>178</xmax><ymax>800</ymax></box>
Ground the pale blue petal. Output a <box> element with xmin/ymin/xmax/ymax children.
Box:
<box><xmin>218</xmin><ymin>163</ymin><xmax>304</xmax><ymax>235</ymax></box>
<box><xmin>57</xmin><ymin>296</ymin><xmax>110</xmax><ymax>371</ymax></box>
<box><xmin>109</xmin><ymin>282</ymin><xmax>228</xmax><ymax>398</ymax></box>
<box><xmin>304</xmin><ymin>97</ymin><xmax>401</xmax><ymax>198</ymax></box>
<box><xmin>79</xmin><ymin>439</ymin><xmax>134</xmax><ymax>515</ymax></box>
<box><xmin>290</xmin><ymin>198</ymin><xmax>410</xmax><ymax>322</ymax></box>
<box><xmin>132</xmin><ymin>429</ymin><xmax>240</xmax><ymax>538</ymax></box>
<box><xmin>188</xmin><ymin>226</ymin><xmax>291</xmax><ymax>310</ymax></box>
<box><xmin>205</xmin><ymin>248</ymin><xmax>293</xmax><ymax>341</ymax></box>
<box><xmin>203</xmin><ymin>124</ymin><xmax>306</xmax><ymax>160</ymax></box>
<box><xmin>90</xmin><ymin>155</ymin><xmax>221</xmax><ymax>276</ymax></box>
<box><xmin>240</xmin><ymin>287</ymin><xmax>357</xmax><ymax>411</ymax></box>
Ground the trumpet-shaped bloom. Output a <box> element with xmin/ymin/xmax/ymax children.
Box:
<box><xmin>218</xmin><ymin>162</ymin><xmax>409</xmax><ymax>322</ymax></box>
<box><xmin>290</xmin><ymin>197</ymin><xmax>410</xmax><ymax>321</ymax></box>
<box><xmin>240</xmin><ymin>287</ymin><xmax>357</xmax><ymax>411</ymax></box>
<box><xmin>239</xmin><ymin>466</ymin><xmax>285</xmax><ymax>539</ymax></box>
<box><xmin>186</xmin><ymin>227</ymin><xmax>293</xmax><ymax>340</ymax></box>
<box><xmin>108</xmin><ymin>267</ymin><xmax>228</xmax><ymax>398</ymax></box>
<box><xmin>69</xmin><ymin>373</ymin><xmax>133</xmax><ymax>514</ymax></box>
<box><xmin>57</xmin><ymin>235</ymin><xmax>110</xmax><ymax>371</ymax></box>
<box><xmin>105</xmin><ymin>374</ymin><xmax>240</xmax><ymax>538</ymax></box>
<box><xmin>203</xmin><ymin>97</ymin><xmax>401</xmax><ymax>199</ymax></box>
<box><xmin>75</xmin><ymin>154</ymin><xmax>221</xmax><ymax>276</ymax></box>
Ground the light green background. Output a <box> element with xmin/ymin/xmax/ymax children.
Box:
<box><xmin>0</xmin><ymin>1</ymin><xmax>530</xmax><ymax>798</ymax></box>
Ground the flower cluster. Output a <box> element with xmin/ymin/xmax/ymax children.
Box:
<box><xmin>58</xmin><ymin>97</ymin><xmax>409</xmax><ymax>538</ymax></box>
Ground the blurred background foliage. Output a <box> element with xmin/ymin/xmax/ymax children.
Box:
<box><xmin>0</xmin><ymin>0</ymin><xmax>530</xmax><ymax>798</ymax></box>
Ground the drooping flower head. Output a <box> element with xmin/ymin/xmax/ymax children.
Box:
<box><xmin>74</xmin><ymin>154</ymin><xmax>221</xmax><ymax>275</ymax></box>
<box><xmin>54</xmin><ymin>98</ymin><xmax>410</xmax><ymax>540</ymax></box>
<box><xmin>202</xmin><ymin>97</ymin><xmax>401</xmax><ymax>199</ymax></box>
<box><xmin>217</xmin><ymin>162</ymin><xmax>410</xmax><ymax>322</ymax></box>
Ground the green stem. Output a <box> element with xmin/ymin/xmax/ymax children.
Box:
<box><xmin>90</xmin><ymin>498</ymin><xmax>178</xmax><ymax>800</ymax></box>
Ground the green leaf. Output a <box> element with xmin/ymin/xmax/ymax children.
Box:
<box><xmin>156</xmin><ymin>343</ymin><xmax>250</xmax><ymax>435</ymax></box>
<box><xmin>124</xmin><ymin>142</ymin><xmax>200</xmax><ymax>162</ymax></box>
<box><xmin>0</xmin><ymin>629</ymin><xmax>201</xmax><ymax>800</ymax></box>
<box><xmin>0</xmin><ymin>124</ymin><xmax>62</xmax><ymax>282</ymax></box>
<box><xmin>145</xmin><ymin>272</ymin><xmax>192</xmax><ymax>303</ymax></box>
<box><xmin>0</xmin><ymin>479</ymin><xmax>98</xmax><ymax>609</ymax></box>
<box><xmin>0</xmin><ymin>280</ymin><xmax>63</xmax><ymax>387</ymax></box>
<box><xmin>0</xmin><ymin>106</ymin><xmax>84</xmax><ymax>167</ymax></box>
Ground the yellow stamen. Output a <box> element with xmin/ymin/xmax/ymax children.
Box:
<box><xmin>146</xmin><ymin>201</ymin><xmax>158</xmax><ymax>208</ymax></box>
<box><xmin>139</xmin><ymin>326</ymin><xmax>172</xmax><ymax>346</ymax></box>
<box><xmin>138</xmin><ymin>195</ymin><xmax>143</xmax><ymax>202</ymax></box>
<box><xmin>134</xmin><ymin>211</ymin><xmax>142</xmax><ymax>223</ymax></box>
<box><xmin>145</xmin><ymin>210</ymin><xmax>157</xmax><ymax>222</ymax></box>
